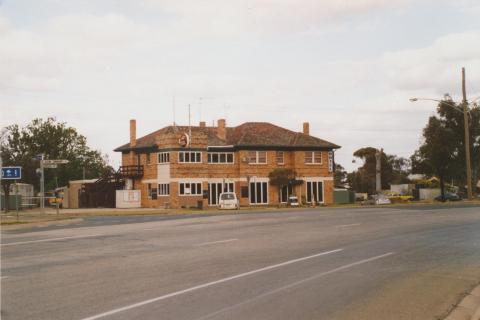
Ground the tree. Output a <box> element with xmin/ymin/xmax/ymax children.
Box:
<box><xmin>411</xmin><ymin>116</ymin><xmax>457</xmax><ymax>200</ymax></box>
<box><xmin>436</xmin><ymin>99</ymin><xmax>480</xmax><ymax>193</ymax></box>
<box><xmin>268</xmin><ymin>168</ymin><xmax>295</xmax><ymax>202</ymax></box>
<box><xmin>334</xmin><ymin>163</ymin><xmax>347</xmax><ymax>187</ymax></box>
<box><xmin>1</xmin><ymin>118</ymin><xmax>111</xmax><ymax>211</ymax></box>
<box><xmin>347</xmin><ymin>147</ymin><xmax>411</xmax><ymax>194</ymax></box>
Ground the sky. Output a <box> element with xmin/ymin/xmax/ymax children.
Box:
<box><xmin>1</xmin><ymin>0</ymin><xmax>479</xmax><ymax>170</ymax></box>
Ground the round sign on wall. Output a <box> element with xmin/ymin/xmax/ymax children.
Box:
<box><xmin>178</xmin><ymin>133</ymin><xmax>190</xmax><ymax>147</ymax></box>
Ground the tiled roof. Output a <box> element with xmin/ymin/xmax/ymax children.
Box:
<box><xmin>114</xmin><ymin>122</ymin><xmax>340</xmax><ymax>151</ymax></box>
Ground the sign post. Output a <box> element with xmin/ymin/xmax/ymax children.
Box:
<box><xmin>39</xmin><ymin>159</ymin><xmax>69</xmax><ymax>213</ymax></box>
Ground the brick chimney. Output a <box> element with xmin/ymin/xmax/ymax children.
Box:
<box><xmin>217</xmin><ymin>119</ymin><xmax>226</xmax><ymax>140</ymax></box>
<box><xmin>199</xmin><ymin>121</ymin><xmax>206</xmax><ymax>128</ymax></box>
<box><xmin>130</xmin><ymin>119</ymin><xmax>137</xmax><ymax>147</ymax></box>
<box><xmin>303</xmin><ymin>122</ymin><xmax>310</xmax><ymax>135</ymax></box>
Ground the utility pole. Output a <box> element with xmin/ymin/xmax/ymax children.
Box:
<box><xmin>0</xmin><ymin>156</ymin><xmax>2</xmax><ymax>212</ymax></box>
<box><xmin>375</xmin><ymin>148</ymin><xmax>382</xmax><ymax>193</ymax></box>
<box><xmin>40</xmin><ymin>154</ymin><xmax>45</xmax><ymax>212</ymax></box>
<box><xmin>462</xmin><ymin>67</ymin><xmax>473</xmax><ymax>200</ymax></box>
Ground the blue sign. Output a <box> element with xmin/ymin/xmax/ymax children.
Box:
<box><xmin>1</xmin><ymin>167</ymin><xmax>22</xmax><ymax>180</ymax></box>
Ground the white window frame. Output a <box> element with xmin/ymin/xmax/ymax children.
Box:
<box><xmin>249</xmin><ymin>180</ymin><xmax>269</xmax><ymax>204</ymax></box>
<box><xmin>157</xmin><ymin>152</ymin><xmax>170</xmax><ymax>164</ymax></box>
<box><xmin>178</xmin><ymin>151</ymin><xmax>202</xmax><ymax>163</ymax></box>
<box><xmin>207</xmin><ymin>152</ymin><xmax>235</xmax><ymax>164</ymax></box>
<box><xmin>305</xmin><ymin>151</ymin><xmax>322</xmax><ymax>164</ymax></box>
<box><xmin>158</xmin><ymin>183</ymin><xmax>170</xmax><ymax>196</ymax></box>
<box><xmin>179</xmin><ymin>182</ymin><xmax>203</xmax><ymax>196</ymax></box>
<box><xmin>248</xmin><ymin>151</ymin><xmax>267</xmax><ymax>164</ymax></box>
<box><xmin>147</xmin><ymin>183</ymin><xmax>152</xmax><ymax>199</ymax></box>
<box><xmin>305</xmin><ymin>181</ymin><xmax>324</xmax><ymax>204</ymax></box>
<box><xmin>276</xmin><ymin>151</ymin><xmax>284</xmax><ymax>165</ymax></box>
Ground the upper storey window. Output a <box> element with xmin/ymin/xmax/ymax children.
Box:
<box><xmin>248</xmin><ymin>151</ymin><xmax>267</xmax><ymax>164</ymax></box>
<box><xmin>158</xmin><ymin>152</ymin><xmax>170</xmax><ymax>164</ymax></box>
<box><xmin>208</xmin><ymin>152</ymin><xmax>234</xmax><ymax>164</ymax></box>
<box><xmin>305</xmin><ymin>151</ymin><xmax>322</xmax><ymax>164</ymax></box>
<box><xmin>276</xmin><ymin>151</ymin><xmax>284</xmax><ymax>164</ymax></box>
<box><xmin>178</xmin><ymin>151</ymin><xmax>202</xmax><ymax>163</ymax></box>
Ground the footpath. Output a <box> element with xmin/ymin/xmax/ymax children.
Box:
<box><xmin>445</xmin><ymin>284</ymin><xmax>480</xmax><ymax>320</ymax></box>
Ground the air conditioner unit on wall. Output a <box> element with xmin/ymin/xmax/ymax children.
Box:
<box><xmin>241</xmin><ymin>157</ymin><xmax>248</xmax><ymax>163</ymax></box>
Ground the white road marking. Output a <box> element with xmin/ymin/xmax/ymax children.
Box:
<box><xmin>196</xmin><ymin>252</ymin><xmax>395</xmax><ymax>320</ymax></box>
<box><xmin>1</xmin><ymin>234</ymin><xmax>104</xmax><ymax>247</ymax></box>
<box><xmin>196</xmin><ymin>239</ymin><xmax>238</xmax><ymax>246</ymax></box>
<box><xmin>0</xmin><ymin>276</ymin><xmax>9</xmax><ymax>280</ymax></box>
<box><xmin>336</xmin><ymin>223</ymin><xmax>361</xmax><ymax>228</ymax></box>
<box><xmin>80</xmin><ymin>248</ymin><xmax>344</xmax><ymax>320</ymax></box>
<box><xmin>143</xmin><ymin>227</ymin><xmax>162</xmax><ymax>231</ymax></box>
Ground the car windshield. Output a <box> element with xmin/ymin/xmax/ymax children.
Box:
<box><xmin>220</xmin><ymin>193</ymin><xmax>235</xmax><ymax>200</ymax></box>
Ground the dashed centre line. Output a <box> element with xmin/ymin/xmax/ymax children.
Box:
<box><xmin>196</xmin><ymin>239</ymin><xmax>239</xmax><ymax>246</ymax></box>
<box><xmin>1</xmin><ymin>234</ymin><xmax>104</xmax><ymax>247</ymax></box>
<box><xmin>336</xmin><ymin>223</ymin><xmax>361</xmax><ymax>228</ymax></box>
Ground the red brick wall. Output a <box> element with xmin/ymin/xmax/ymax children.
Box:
<box><xmin>120</xmin><ymin>128</ymin><xmax>334</xmax><ymax>207</ymax></box>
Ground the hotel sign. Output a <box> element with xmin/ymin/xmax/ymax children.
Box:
<box><xmin>178</xmin><ymin>133</ymin><xmax>190</xmax><ymax>147</ymax></box>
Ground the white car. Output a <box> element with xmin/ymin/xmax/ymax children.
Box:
<box><xmin>218</xmin><ymin>192</ymin><xmax>240</xmax><ymax>210</ymax></box>
<box><xmin>288</xmin><ymin>196</ymin><xmax>299</xmax><ymax>206</ymax></box>
<box><xmin>374</xmin><ymin>194</ymin><xmax>391</xmax><ymax>205</ymax></box>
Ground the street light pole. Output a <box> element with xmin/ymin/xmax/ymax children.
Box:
<box><xmin>461</xmin><ymin>67</ymin><xmax>473</xmax><ymax>200</ymax></box>
<box><xmin>409</xmin><ymin>68</ymin><xmax>474</xmax><ymax>200</ymax></box>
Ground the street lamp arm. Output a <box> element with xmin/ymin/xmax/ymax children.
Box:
<box><xmin>410</xmin><ymin>97</ymin><xmax>464</xmax><ymax>114</ymax></box>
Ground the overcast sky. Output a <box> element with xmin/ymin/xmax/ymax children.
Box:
<box><xmin>1</xmin><ymin>0</ymin><xmax>479</xmax><ymax>170</ymax></box>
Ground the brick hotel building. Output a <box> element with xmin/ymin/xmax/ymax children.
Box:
<box><xmin>114</xmin><ymin>119</ymin><xmax>340</xmax><ymax>208</ymax></box>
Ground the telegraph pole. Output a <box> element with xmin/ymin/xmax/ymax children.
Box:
<box><xmin>40</xmin><ymin>154</ymin><xmax>45</xmax><ymax>212</ymax></box>
<box><xmin>0</xmin><ymin>156</ymin><xmax>2</xmax><ymax>212</ymax></box>
<box><xmin>375</xmin><ymin>148</ymin><xmax>382</xmax><ymax>193</ymax></box>
<box><xmin>462</xmin><ymin>67</ymin><xmax>473</xmax><ymax>200</ymax></box>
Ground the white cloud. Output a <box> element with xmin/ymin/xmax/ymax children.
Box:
<box><xmin>143</xmin><ymin>0</ymin><xmax>412</xmax><ymax>36</ymax></box>
<box><xmin>382</xmin><ymin>31</ymin><xmax>480</xmax><ymax>96</ymax></box>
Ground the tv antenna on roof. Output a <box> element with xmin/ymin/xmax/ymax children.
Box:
<box><xmin>198</xmin><ymin>97</ymin><xmax>213</xmax><ymax>122</ymax></box>
<box><xmin>172</xmin><ymin>96</ymin><xmax>177</xmax><ymax>129</ymax></box>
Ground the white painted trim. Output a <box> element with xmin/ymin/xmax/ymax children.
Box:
<box><xmin>141</xmin><ymin>179</ymin><xmax>158</xmax><ymax>184</ymax></box>
<box><xmin>302</xmin><ymin>176</ymin><xmax>333</xmax><ymax>182</ymax></box>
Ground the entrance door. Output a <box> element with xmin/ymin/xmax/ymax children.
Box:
<box><xmin>208</xmin><ymin>182</ymin><xmax>234</xmax><ymax>205</ymax></box>
<box><xmin>306</xmin><ymin>181</ymin><xmax>324</xmax><ymax>203</ymax></box>
<box><xmin>280</xmin><ymin>185</ymin><xmax>293</xmax><ymax>203</ymax></box>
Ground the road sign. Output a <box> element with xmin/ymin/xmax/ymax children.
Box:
<box><xmin>43</xmin><ymin>164</ymin><xmax>58</xmax><ymax>169</ymax></box>
<box><xmin>1</xmin><ymin>167</ymin><xmax>22</xmax><ymax>180</ymax></box>
<box><xmin>42</xmin><ymin>159</ymin><xmax>69</xmax><ymax>165</ymax></box>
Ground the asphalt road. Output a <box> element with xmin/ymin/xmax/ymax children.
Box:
<box><xmin>1</xmin><ymin>204</ymin><xmax>480</xmax><ymax>320</ymax></box>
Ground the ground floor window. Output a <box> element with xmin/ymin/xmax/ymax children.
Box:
<box><xmin>306</xmin><ymin>181</ymin><xmax>323</xmax><ymax>203</ymax></box>
<box><xmin>279</xmin><ymin>185</ymin><xmax>293</xmax><ymax>203</ymax></box>
<box><xmin>208</xmin><ymin>182</ymin><xmax>234</xmax><ymax>205</ymax></box>
<box><xmin>179</xmin><ymin>182</ymin><xmax>202</xmax><ymax>195</ymax></box>
<box><xmin>249</xmin><ymin>182</ymin><xmax>268</xmax><ymax>204</ymax></box>
<box><xmin>158</xmin><ymin>183</ymin><xmax>170</xmax><ymax>196</ymax></box>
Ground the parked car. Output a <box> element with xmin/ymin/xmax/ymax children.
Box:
<box><xmin>218</xmin><ymin>192</ymin><xmax>240</xmax><ymax>210</ymax></box>
<box><xmin>435</xmin><ymin>192</ymin><xmax>461</xmax><ymax>202</ymax></box>
<box><xmin>374</xmin><ymin>194</ymin><xmax>391</xmax><ymax>205</ymax></box>
<box><xmin>287</xmin><ymin>196</ymin><xmax>299</xmax><ymax>207</ymax></box>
